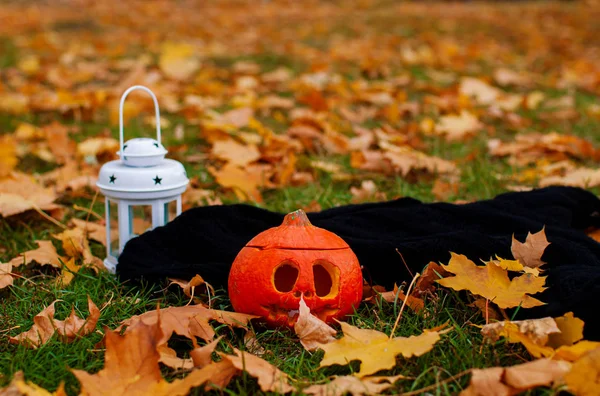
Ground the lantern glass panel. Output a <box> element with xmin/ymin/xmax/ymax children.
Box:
<box><xmin>164</xmin><ymin>200</ymin><xmax>177</xmax><ymax>223</ymax></box>
<box><xmin>108</xmin><ymin>200</ymin><xmax>120</xmax><ymax>257</ymax></box>
<box><xmin>129</xmin><ymin>205</ymin><xmax>153</xmax><ymax>238</ymax></box>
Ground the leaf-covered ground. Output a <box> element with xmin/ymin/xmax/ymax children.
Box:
<box><xmin>1</xmin><ymin>0</ymin><xmax>600</xmax><ymax>395</ymax></box>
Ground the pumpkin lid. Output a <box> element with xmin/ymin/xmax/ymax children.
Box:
<box><xmin>245</xmin><ymin>209</ymin><xmax>350</xmax><ymax>250</ymax></box>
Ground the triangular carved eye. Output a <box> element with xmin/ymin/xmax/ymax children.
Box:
<box><xmin>313</xmin><ymin>260</ymin><xmax>338</xmax><ymax>297</ymax></box>
<box><xmin>273</xmin><ymin>261</ymin><xmax>299</xmax><ymax>293</ymax></box>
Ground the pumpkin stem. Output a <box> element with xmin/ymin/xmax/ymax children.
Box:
<box><xmin>282</xmin><ymin>209</ymin><xmax>313</xmax><ymax>227</ymax></box>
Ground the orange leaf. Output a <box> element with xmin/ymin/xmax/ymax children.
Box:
<box><xmin>9</xmin><ymin>240</ymin><xmax>64</xmax><ymax>269</ymax></box>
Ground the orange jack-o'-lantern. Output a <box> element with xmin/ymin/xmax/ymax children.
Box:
<box><xmin>228</xmin><ymin>209</ymin><xmax>363</xmax><ymax>327</ymax></box>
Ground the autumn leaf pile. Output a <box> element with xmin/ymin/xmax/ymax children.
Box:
<box><xmin>1</xmin><ymin>0</ymin><xmax>600</xmax><ymax>395</ymax></box>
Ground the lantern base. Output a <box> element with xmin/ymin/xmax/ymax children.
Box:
<box><xmin>104</xmin><ymin>257</ymin><xmax>118</xmax><ymax>274</ymax></box>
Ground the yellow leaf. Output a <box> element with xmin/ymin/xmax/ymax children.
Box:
<box><xmin>303</xmin><ymin>374</ymin><xmax>405</xmax><ymax>396</ymax></box>
<box><xmin>436</xmin><ymin>253</ymin><xmax>546</xmax><ymax>309</ymax></box>
<box><xmin>158</xmin><ymin>42</ymin><xmax>200</xmax><ymax>81</ymax></box>
<box><xmin>1</xmin><ymin>372</ymin><xmax>66</xmax><ymax>396</ymax></box>
<box><xmin>564</xmin><ymin>347</ymin><xmax>600</xmax><ymax>396</ymax></box>
<box><xmin>0</xmin><ymin>135</ymin><xmax>18</xmax><ymax>178</ymax></box>
<box><xmin>548</xmin><ymin>312</ymin><xmax>585</xmax><ymax>348</ymax></box>
<box><xmin>434</xmin><ymin>110</ymin><xmax>483</xmax><ymax>141</ymax></box>
<box><xmin>319</xmin><ymin>321</ymin><xmax>447</xmax><ymax>377</ymax></box>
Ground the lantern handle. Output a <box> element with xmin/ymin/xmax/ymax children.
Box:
<box><xmin>119</xmin><ymin>85</ymin><xmax>161</xmax><ymax>155</ymax></box>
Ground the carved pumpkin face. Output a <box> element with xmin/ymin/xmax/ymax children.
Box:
<box><xmin>228</xmin><ymin>209</ymin><xmax>363</xmax><ymax>327</ymax></box>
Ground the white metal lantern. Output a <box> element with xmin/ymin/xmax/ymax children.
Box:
<box><xmin>97</xmin><ymin>85</ymin><xmax>189</xmax><ymax>273</ymax></box>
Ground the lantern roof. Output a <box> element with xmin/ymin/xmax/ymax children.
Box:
<box><xmin>118</xmin><ymin>137</ymin><xmax>168</xmax><ymax>167</ymax></box>
<box><xmin>97</xmin><ymin>158</ymin><xmax>188</xmax><ymax>199</ymax></box>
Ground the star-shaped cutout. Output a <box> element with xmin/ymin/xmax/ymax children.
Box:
<box><xmin>109</xmin><ymin>174</ymin><xmax>117</xmax><ymax>184</ymax></box>
<box><xmin>153</xmin><ymin>142</ymin><xmax>159</xmax><ymax>148</ymax></box>
<box><xmin>123</xmin><ymin>144</ymin><xmax>128</xmax><ymax>151</ymax></box>
<box><xmin>153</xmin><ymin>175</ymin><xmax>162</xmax><ymax>185</ymax></box>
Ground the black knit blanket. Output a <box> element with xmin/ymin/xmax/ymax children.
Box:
<box><xmin>117</xmin><ymin>186</ymin><xmax>600</xmax><ymax>339</ymax></box>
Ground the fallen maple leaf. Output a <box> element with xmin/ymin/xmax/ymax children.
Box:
<box><xmin>73</xmin><ymin>319</ymin><xmax>234</xmax><ymax>396</ymax></box>
<box><xmin>539</xmin><ymin>167</ymin><xmax>600</xmax><ymax>188</ymax></box>
<box><xmin>52</xmin><ymin>227</ymin><xmax>104</xmax><ymax>270</ymax></box>
<box><xmin>511</xmin><ymin>228</ymin><xmax>550</xmax><ymax>269</ymax></box>
<box><xmin>294</xmin><ymin>296</ymin><xmax>336</xmax><ymax>351</ymax></box>
<box><xmin>190</xmin><ymin>336</ymin><xmax>222</xmax><ymax>369</ymax></box>
<box><xmin>0</xmin><ymin>134</ymin><xmax>18</xmax><ymax>177</ymax></box>
<box><xmin>481</xmin><ymin>313</ymin><xmax>600</xmax><ymax>361</ymax></box>
<box><xmin>207</xmin><ymin>163</ymin><xmax>272</xmax><ymax>203</ymax></box>
<box><xmin>220</xmin><ymin>348</ymin><xmax>294</xmax><ymax>394</ymax></box>
<box><xmin>436</xmin><ymin>253</ymin><xmax>546</xmax><ymax>309</ymax></box>
<box><xmin>564</xmin><ymin>346</ymin><xmax>600</xmax><ymax>396</ymax></box>
<box><xmin>434</xmin><ymin>110</ymin><xmax>483</xmax><ymax>141</ymax></box>
<box><xmin>0</xmin><ymin>172</ymin><xmax>60</xmax><ymax>218</ymax></box>
<box><xmin>0</xmin><ymin>371</ymin><xmax>67</xmax><ymax>396</ymax></box>
<box><xmin>168</xmin><ymin>274</ymin><xmax>214</xmax><ymax>303</ymax></box>
<box><xmin>8</xmin><ymin>240</ymin><xmax>64</xmax><ymax>268</ymax></box>
<box><xmin>10</xmin><ymin>297</ymin><xmax>100</xmax><ymax>348</ymax></box>
<box><xmin>319</xmin><ymin>321</ymin><xmax>448</xmax><ymax>377</ymax></box>
<box><xmin>371</xmin><ymin>284</ymin><xmax>425</xmax><ymax>312</ymax></box>
<box><xmin>414</xmin><ymin>261</ymin><xmax>450</xmax><ymax>296</ymax></box>
<box><xmin>211</xmin><ymin>138</ymin><xmax>261</xmax><ymax>167</ymax></box>
<box><xmin>0</xmin><ymin>262</ymin><xmax>13</xmax><ymax>289</ymax></box>
<box><xmin>158</xmin><ymin>41</ymin><xmax>200</xmax><ymax>81</ymax></box>
<box><xmin>119</xmin><ymin>305</ymin><xmax>258</xmax><ymax>346</ymax></box>
<box><xmin>70</xmin><ymin>219</ymin><xmax>110</xmax><ymax>247</ymax></box>
<box><xmin>461</xmin><ymin>358</ymin><xmax>571</xmax><ymax>396</ymax></box>
<box><xmin>302</xmin><ymin>374</ymin><xmax>405</xmax><ymax>396</ymax></box>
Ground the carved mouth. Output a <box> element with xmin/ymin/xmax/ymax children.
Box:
<box><xmin>261</xmin><ymin>304</ymin><xmax>340</xmax><ymax>326</ymax></box>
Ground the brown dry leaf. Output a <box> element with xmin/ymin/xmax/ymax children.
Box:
<box><xmin>208</xmin><ymin>163</ymin><xmax>271</xmax><ymax>203</ymax></box>
<box><xmin>168</xmin><ymin>274</ymin><xmax>214</xmax><ymax>301</ymax></box>
<box><xmin>0</xmin><ymin>172</ymin><xmax>60</xmax><ymax>218</ymax></box>
<box><xmin>158</xmin><ymin>42</ymin><xmax>200</xmax><ymax>81</ymax></box>
<box><xmin>0</xmin><ymin>262</ymin><xmax>14</xmax><ymax>290</ymax></box>
<box><xmin>511</xmin><ymin>228</ymin><xmax>551</xmax><ymax>269</ymax></box>
<box><xmin>461</xmin><ymin>358</ymin><xmax>571</xmax><ymax>396</ymax></box>
<box><xmin>434</xmin><ymin>110</ymin><xmax>484</xmax><ymax>141</ymax></box>
<box><xmin>190</xmin><ymin>337</ymin><xmax>222</xmax><ymax>369</ymax></box>
<box><xmin>294</xmin><ymin>296</ymin><xmax>336</xmax><ymax>351</ymax></box>
<box><xmin>77</xmin><ymin>137</ymin><xmax>119</xmax><ymax>163</ymax></box>
<box><xmin>119</xmin><ymin>305</ymin><xmax>258</xmax><ymax>345</ymax></box>
<box><xmin>459</xmin><ymin>77</ymin><xmax>500</xmax><ymax>105</ymax></box>
<box><xmin>52</xmin><ymin>228</ymin><xmax>103</xmax><ymax>269</ymax></box>
<box><xmin>436</xmin><ymin>253</ymin><xmax>547</xmax><ymax>309</ymax></box>
<box><xmin>45</xmin><ymin>122</ymin><xmax>76</xmax><ymax>165</ymax></box>
<box><xmin>10</xmin><ymin>298</ymin><xmax>99</xmax><ymax>348</ymax></box>
<box><xmin>157</xmin><ymin>345</ymin><xmax>195</xmax><ymax>370</ymax></box>
<box><xmin>414</xmin><ymin>261</ymin><xmax>450</xmax><ymax>296</ymax></box>
<box><xmin>564</xmin><ymin>346</ymin><xmax>600</xmax><ymax>395</ymax></box>
<box><xmin>375</xmin><ymin>284</ymin><xmax>425</xmax><ymax>312</ymax></box>
<box><xmin>73</xmin><ymin>319</ymin><xmax>235</xmax><ymax>396</ymax></box>
<box><xmin>211</xmin><ymin>138</ymin><xmax>261</xmax><ymax>167</ymax></box>
<box><xmin>9</xmin><ymin>240</ymin><xmax>64</xmax><ymax>268</ymax></box>
<box><xmin>319</xmin><ymin>321</ymin><xmax>448</xmax><ymax>377</ymax></box>
<box><xmin>0</xmin><ymin>134</ymin><xmax>18</xmax><ymax>177</ymax></box>
<box><xmin>303</xmin><ymin>374</ymin><xmax>404</xmax><ymax>396</ymax></box>
<box><xmin>382</xmin><ymin>146</ymin><xmax>457</xmax><ymax>177</ymax></box>
<box><xmin>539</xmin><ymin>167</ymin><xmax>600</xmax><ymax>188</ymax></box>
<box><xmin>350</xmin><ymin>180</ymin><xmax>386</xmax><ymax>203</ymax></box>
<box><xmin>220</xmin><ymin>348</ymin><xmax>294</xmax><ymax>394</ymax></box>
<box><xmin>482</xmin><ymin>317</ymin><xmax>560</xmax><ymax>346</ymax></box>
<box><xmin>70</xmin><ymin>219</ymin><xmax>110</xmax><ymax>247</ymax></box>
<box><xmin>432</xmin><ymin>178</ymin><xmax>460</xmax><ymax>201</ymax></box>
<box><xmin>482</xmin><ymin>314</ymin><xmax>600</xmax><ymax>361</ymax></box>
<box><xmin>0</xmin><ymin>371</ymin><xmax>67</xmax><ymax>396</ymax></box>
<box><xmin>55</xmin><ymin>297</ymin><xmax>100</xmax><ymax>343</ymax></box>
